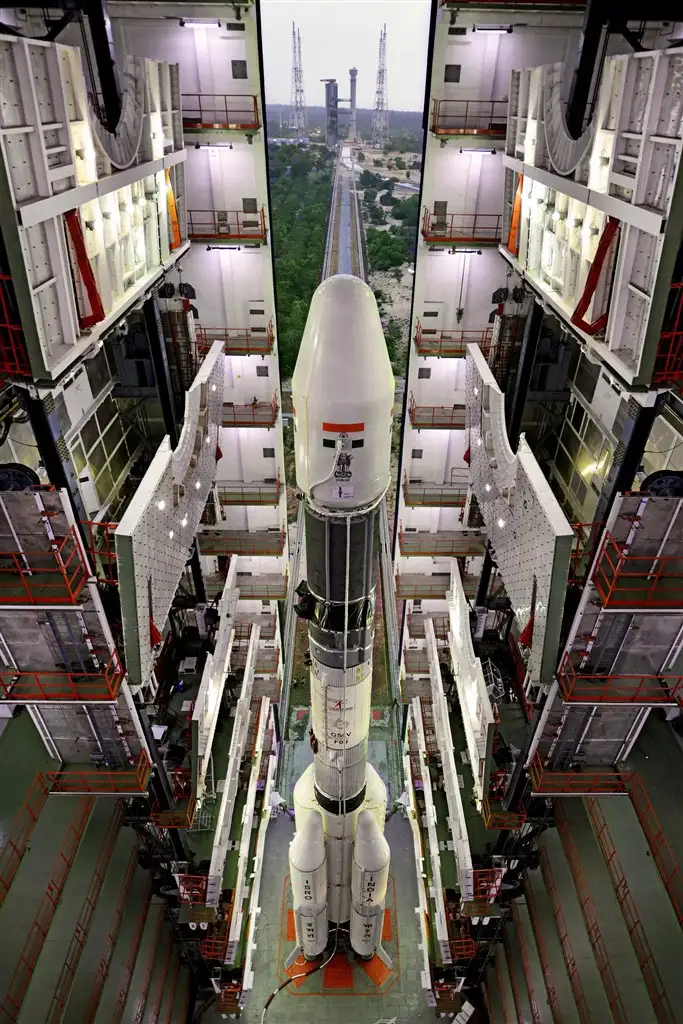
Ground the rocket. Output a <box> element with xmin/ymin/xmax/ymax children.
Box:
<box><xmin>288</xmin><ymin>274</ymin><xmax>394</xmax><ymax>962</ymax></box>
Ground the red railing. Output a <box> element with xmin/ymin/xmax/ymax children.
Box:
<box><xmin>481</xmin><ymin>793</ymin><xmax>527</xmax><ymax>830</ymax></box>
<box><xmin>222</xmin><ymin>392</ymin><xmax>279</xmax><ymax>427</ymax></box>
<box><xmin>569</xmin><ymin>520</ymin><xmax>604</xmax><ymax>584</ymax></box>
<box><xmin>196</xmin><ymin>319</ymin><xmax>275</xmax><ymax>356</ymax></box>
<box><xmin>187</xmin><ymin>208</ymin><xmax>267</xmax><ymax>242</ymax></box>
<box><xmin>472</xmin><ymin>867</ymin><xmax>504</xmax><ymax>900</ymax></box>
<box><xmin>182</xmin><ymin>93</ymin><xmax>260</xmax><ymax>131</ymax></box>
<box><xmin>627</xmin><ymin>774</ymin><xmax>683</xmax><ymax>928</ymax></box>
<box><xmin>0</xmin><ymin>272</ymin><xmax>31</xmax><ymax>381</ymax></box>
<box><xmin>511</xmin><ymin>901</ymin><xmax>543</xmax><ymax>1024</ymax></box>
<box><xmin>652</xmin><ymin>281</ymin><xmax>683</xmax><ymax>386</ymax></box>
<box><xmin>403</xmin><ymin>473</ymin><xmax>468</xmax><ymax>507</ymax></box>
<box><xmin>495</xmin><ymin>950</ymin><xmax>513</xmax><ymax>1024</ymax></box>
<box><xmin>197</xmin><ymin>528</ymin><xmax>285</xmax><ymax>556</ymax></box>
<box><xmin>557</xmin><ymin>652</ymin><xmax>683</xmax><ymax>705</ymax></box>
<box><xmin>431</xmin><ymin>99</ymin><xmax>508</xmax><ymax>136</ymax></box>
<box><xmin>47</xmin><ymin>801</ymin><xmax>125</xmax><ymax>1023</ymax></box>
<box><xmin>408</xmin><ymin>392</ymin><xmax>466</xmax><ymax>429</ymax></box>
<box><xmin>86</xmin><ymin>847</ymin><xmax>144</xmax><ymax>1024</ymax></box>
<box><xmin>555</xmin><ymin>802</ymin><xmax>628</xmax><ymax>1024</ymax></box>
<box><xmin>0</xmin><ymin>774</ymin><xmax>50</xmax><ymax>908</ymax></box>
<box><xmin>522</xmin><ymin>880</ymin><xmax>562</xmax><ymax>1024</ymax></box>
<box><xmin>421</xmin><ymin>208</ymin><xmax>502</xmax><ymax>245</ymax></box>
<box><xmin>112</xmin><ymin>901</ymin><xmax>160</xmax><ymax>1024</ymax></box>
<box><xmin>162</xmin><ymin>960</ymin><xmax>182</xmax><ymax>1024</ymax></box>
<box><xmin>146</xmin><ymin>929</ymin><xmax>174</xmax><ymax>1024</ymax></box>
<box><xmin>1</xmin><ymin>796</ymin><xmax>94</xmax><ymax>1020</ymax></box>
<box><xmin>529</xmin><ymin>753</ymin><xmax>630</xmax><ymax>795</ymax></box>
<box><xmin>538</xmin><ymin>845</ymin><xmax>591</xmax><ymax>1024</ymax></box>
<box><xmin>414</xmin><ymin>319</ymin><xmax>492</xmax><ymax>357</ymax></box>
<box><xmin>592</xmin><ymin>532</ymin><xmax>683</xmax><ymax>608</ymax></box>
<box><xmin>0</xmin><ymin>527</ymin><xmax>89</xmax><ymax>605</ymax></box>
<box><xmin>82</xmin><ymin>520</ymin><xmax>118</xmax><ymax>583</ymax></box>
<box><xmin>177</xmin><ymin>874</ymin><xmax>208</xmax><ymax>905</ymax></box>
<box><xmin>584</xmin><ymin>797</ymin><xmax>674</xmax><ymax>1023</ymax></box>
<box><xmin>502</xmin><ymin>926</ymin><xmax>527</xmax><ymax>1023</ymax></box>
<box><xmin>151</xmin><ymin>768</ymin><xmax>196</xmax><ymax>828</ymax></box>
<box><xmin>0</xmin><ymin>650</ymin><xmax>125</xmax><ymax>702</ymax></box>
<box><xmin>47</xmin><ymin>750</ymin><xmax>152</xmax><ymax>794</ymax></box>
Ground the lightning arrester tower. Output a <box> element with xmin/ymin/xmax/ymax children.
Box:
<box><xmin>290</xmin><ymin>22</ymin><xmax>307</xmax><ymax>138</ymax></box>
<box><xmin>371</xmin><ymin>23</ymin><xmax>389</xmax><ymax>148</ymax></box>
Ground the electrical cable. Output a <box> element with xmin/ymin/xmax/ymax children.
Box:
<box><xmin>644</xmin><ymin>439</ymin><xmax>683</xmax><ymax>455</ymax></box>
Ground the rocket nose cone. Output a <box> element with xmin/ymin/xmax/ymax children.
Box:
<box><xmin>289</xmin><ymin>809</ymin><xmax>326</xmax><ymax>871</ymax></box>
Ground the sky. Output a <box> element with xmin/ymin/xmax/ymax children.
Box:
<box><xmin>260</xmin><ymin>0</ymin><xmax>432</xmax><ymax>112</ymax></box>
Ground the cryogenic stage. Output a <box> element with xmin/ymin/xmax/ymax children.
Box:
<box><xmin>288</xmin><ymin>275</ymin><xmax>394</xmax><ymax>961</ymax></box>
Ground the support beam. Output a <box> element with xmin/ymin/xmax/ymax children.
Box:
<box><xmin>83</xmin><ymin>0</ymin><xmax>122</xmax><ymax>133</ymax></box>
<box><xmin>507</xmin><ymin>300</ymin><xmax>545</xmax><ymax>449</ymax></box>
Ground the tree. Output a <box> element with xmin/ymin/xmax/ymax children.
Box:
<box><xmin>373</xmin><ymin>158</ymin><xmax>382</xmax><ymax>168</ymax></box>
<box><xmin>359</xmin><ymin>169</ymin><xmax>384</xmax><ymax>190</ymax></box>
<box><xmin>395</xmin><ymin>156</ymin><xmax>406</xmax><ymax>170</ymax></box>
<box><xmin>363</xmin><ymin>187</ymin><xmax>377</xmax><ymax>204</ymax></box>
<box><xmin>406</xmin><ymin>170</ymin><xmax>411</xmax><ymax>179</ymax></box>
<box><xmin>379</xmin><ymin>190</ymin><xmax>397</xmax><ymax>207</ymax></box>
<box><xmin>383</xmin><ymin>317</ymin><xmax>402</xmax><ymax>362</ymax></box>
<box><xmin>357</xmin><ymin>151</ymin><xmax>365</xmax><ymax>163</ymax></box>
<box><xmin>366</xmin><ymin>203</ymin><xmax>387</xmax><ymax>225</ymax></box>
<box><xmin>392</xmin><ymin>194</ymin><xmax>419</xmax><ymax>227</ymax></box>
<box><xmin>386</xmin><ymin>160</ymin><xmax>394</xmax><ymax>170</ymax></box>
<box><xmin>366</xmin><ymin>228</ymin><xmax>409</xmax><ymax>271</ymax></box>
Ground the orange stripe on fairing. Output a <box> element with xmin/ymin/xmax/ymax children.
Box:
<box><xmin>322</xmin><ymin>422</ymin><xmax>364</xmax><ymax>433</ymax></box>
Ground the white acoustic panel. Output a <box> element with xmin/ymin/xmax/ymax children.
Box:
<box><xmin>467</xmin><ymin>346</ymin><xmax>573</xmax><ymax>685</ymax></box>
<box><xmin>116</xmin><ymin>341</ymin><xmax>224</xmax><ymax>687</ymax></box>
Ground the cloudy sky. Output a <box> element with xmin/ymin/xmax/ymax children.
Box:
<box><xmin>260</xmin><ymin>0</ymin><xmax>432</xmax><ymax>112</ymax></box>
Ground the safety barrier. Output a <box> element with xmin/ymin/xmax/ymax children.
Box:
<box><xmin>0</xmin><ymin>774</ymin><xmax>50</xmax><ymax>907</ymax></box>
<box><xmin>182</xmin><ymin>93</ymin><xmax>260</xmax><ymax>131</ymax></box>
<box><xmin>431</xmin><ymin>98</ymin><xmax>507</xmax><ymax>136</ymax></box>
<box><xmin>47</xmin><ymin>750</ymin><xmax>152</xmax><ymax>794</ymax></box>
<box><xmin>187</xmin><ymin>208</ymin><xmax>267</xmax><ymax>243</ymax></box>
<box><xmin>538</xmin><ymin>845</ymin><xmax>591</xmax><ymax>1024</ymax></box>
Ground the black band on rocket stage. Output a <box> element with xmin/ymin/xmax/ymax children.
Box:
<box><xmin>314</xmin><ymin>784</ymin><xmax>367</xmax><ymax>815</ymax></box>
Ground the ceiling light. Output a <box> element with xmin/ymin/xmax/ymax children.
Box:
<box><xmin>485</xmin><ymin>483</ymin><xmax>491</xmax><ymax>492</ymax></box>
<box><xmin>211</xmin><ymin>384</ymin><xmax>217</xmax><ymax>392</ymax></box>
<box><xmin>474</xmin><ymin>24</ymin><xmax>513</xmax><ymax>34</ymax></box>
<box><xmin>474</xmin><ymin>386</ymin><xmax>479</xmax><ymax>396</ymax></box>
<box><xmin>497</xmin><ymin>518</ymin><xmax>506</xmax><ymax>529</ymax></box>
<box><xmin>195</xmin><ymin>480</ymin><xmax>202</xmax><ymax>490</ymax></box>
<box><xmin>169</xmin><ymin>530</ymin><xmax>174</xmax><ymax>539</ymax></box>
<box><xmin>181</xmin><ymin>517</ymin><xmax>188</xmax><ymax>527</ymax></box>
<box><xmin>156</xmin><ymin>500</ymin><xmax>165</xmax><ymax>510</ymax></box>
<box><xmin>476</xmin><ymin>437</ymin><xmax>482</xmax><ymax>446</ymax></box>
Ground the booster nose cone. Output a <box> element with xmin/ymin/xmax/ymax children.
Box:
<box><xmin>291</xmin><ymin>275</ymin><xmax>394</xmax><ymax>509</ymax></box>
<box><xmin>350</xmin><ymin>810</ymin><xmax>391</xmax><ymax>959</ymax></box>
<box><xmin>289</xmin><ymin>810</ymin><xmax>328</xmax><ymax>959</ymax></box>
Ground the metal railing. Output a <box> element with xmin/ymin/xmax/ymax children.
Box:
<box><xmin>431</xmin><ymin>99</ymin><xmax>508</xmax><ymax>136</ymax></box>
<box><xmin>112</xmin><ymin>902</ymin><xmax>161</xmax><ymax>1024</ymax></box>
<box><xmin>232</xmin><ymin>576</ymin><xmax>287</xmax><ymax>600</ymax></box>
<box><xmin>82</xmin><ymin>520</ymin><xmax>118</xmax><ymax>583</ymax></box>
<box><xmin>395</xmin><ymin>574</ymin><xmax>450</xmax><ymax>599</ymax></box>
<box><xmin>399</xmin><ymin>528</ymin><xmax>485</xmax><ymax>557</ymax></box>
<box><xmin>495</xmin><ymin>949</ymin><xmax>514</xmax><ymax>1024</ymax></box>
<box><xmin>0</xmin><ymin>774</ymin><xmax>50</xmax><ymax>908</ymax></box>
<box><xmin>592</xmin><ymin>532</ymin><xmax>683</xmax><ymax>608</ymax></box>
<box><xmin>145</xmin><ymin>928</ymin><xmax>174</xmax><ymax>1024</ymax></box>
<box><xmin>408</xmin><ymin>392</ymin><xmax>466</xmax><ymax>429</ymax></box>
<box><xmin>529</xmin><ymin>753</ymin><xmax>630</xmax><ymax>795</ymax></box>
<box><xmin>47</xmin><ymin>801</ymin><xmax>125</xmax><ymax>1023</ymax></box>
<box><xmin>0</xmin><ymin>272</ymin><xmax>31</xmax><ymax>381</ymax></box>
<box><xmin>182</xmin><ymin>92</ymin><xmax>260</xmax><ymax>130</ymax></box>
<box><xmin>403</xmin><ymin>475</ymin><xmax>468</xmax><ymax>507</ymax></box>
<box><xmin>132</xmin><ymin>913</ymin><xmax>167</xmax><ymax>1024</ymax></box>
<box><xmin>555</xmin><ymin>802</ymin><xmax>629</xmax><ymax>1024</ymax></box>
<box><xmin>627</xmin><ymin>774</ymin><xmax>683</xmax><ymax>928</ymax></box>
<box><xmin>278</xmin><ymin>503</ymin><xmax>304</xmax><ymax>742</ymax></box>
<box><xmin>522</xmin><ymin>881</ymin><xmax>562</xmax><ymax>1024</ymax></box>
<box><xmin>538</xmin><ymin>846</ymin><xmax>591</xmax><ymax>1024</ymax></box>
<box><xmin>511</xmin><ymin>901</ymin><xmax>543</xmax><ymax>1024</ymax></box>
<box><xmin>196</xmin><ymin>320</ymin><xmax>275</xmax><ymax>356</ymax></box>
<box><xmin>414</xmin><ymin>320</ymin><xmax>492</xmax><ymax>357</ymax></box>
<box><xmin>216</xmin><ymin>476</ymin><xmax>281</xmax><ymax>506</ymax></box>
<box><xmin>0</xmin><ymin>527</ymin><xmax>89</xmax><ymax>605</ymax></box>
<box><xmin>197</xmin><ymin>528</ymin><xmax>285</xmax><ymax>557</ymax></box>
<box><xmin>47</xmin><ymin>750</ymin><xmax>152</xmax><ymax>794</ymax></box>
<box><xmin>187</xmin><ymin>208</ymin><xmax>267</xmax><ymax>242</ymax></box>
<box><xmin>502</xmin><ymin>926</ymin><xmax>527</xmax><ymax>1023</ymax></box>
<box><xmin>481</xmin><ymin>794</ymin><xmax>527</xmax><ymax>830</ymax></box>
<box><xmin>0</xmin><ymin>651</ymin><xmax>125</xmax><ymax>702</ymax></box>
<box><xmin>421</xmin><ymin>208</ymin><xmax>503</xmax><ymax>246</ymax></box>
<box><xmin>86</xmin><ymin>847</ymin><xmax>144</xmax><ymax>1024</ymax></box>
<box><xmin>222</xmin><ymin>393</ymin><xmax>279</xmax><ymax>427</ymax></box>
<box><xmin>584</xmin><ymin>796</ymin><xmax>674</xmax><ymax>1023</ymax></box>
<box><xmin>1</xmin><ymin>796</ymin><xmax>94</xmax><ymax>1021</ymax></box>
<box><xmin>653</xmin><ymin>282</ymin><xmax>683</xmax><ymax>386</ymax></box>
<box><xmin>558</xmin><ymin>652</ymin><xmax>683</xmax><ymax>704</ymax></box>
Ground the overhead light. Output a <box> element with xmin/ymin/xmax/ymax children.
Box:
<box><xmin>195</xmin><ymin>480</ymin><xmax>202</xmax><ymax>490</ymax></box>
<box><xmin>211</xmin><ymin>384</ymin><xmax>217</xmax><ymax>392</ymax></box>
<box><xmin>497</xmin><ymin>518</ymin><xmax>506</xmax><ymax>529</ymax></box>
<box><xmin>476</xmin><ymin>437</ymin><xmax>482</xmax><ymax>447</ymax></box>
<box><xmin>169</xmin><ymin>530</ymin><xmax>174</xmax><ymax>539</ymax></box>
<box><xmin>473</xmin><ymin>386</ymin><xmax>479</xmax><ymax>397</ymax></box>
<box><xmin>485</xmin><ymin>483</ymin><xmax>492</xmax><ymax>493</ymax></box>
<box><xmin>156</xmin><ymin>499</ymin><xmax>165</xmax><ymax>510</ymax></box>
<box><xmin>181</xmin><ymin>517</ymin><xmax>188</xmax><ymax>527</ymax></box>
<box><xmin>474</xmin><ymin>24</ymin><xmax>513</xmax><ymax>34</ymax></box>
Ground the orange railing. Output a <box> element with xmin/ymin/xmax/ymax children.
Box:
<box><xmin>523</xmin><ymin>878</ymin><xmax>562</xmax><ymax>1024</ymax></box>
<box><xmin>197</xmin><ymin>528</ymin><xmax>285</xmax><ymax>557</ymax></box>
<box><xmin>0</xmin><ymin>774</ymin><xmax>50</xmax><ymax>907</ymax></box>
<box><xmin>555</xmin><ymin>802</ymin><xmax>629</xmax><ymax>1023</ymax></box>
<box><xmin>584</xmin><ymin>797</ymin><xmax>674</xmax><ymax>1022</ymax></box>
<box><xmin>187</xmin><ymin>208</ymin><xmax>267</xmax><ymax>242</ymax></box>
<box><xmin>86</xmin><ymin>849</ymin><xmax>147</xmax><ymax>1024</ymax></box>
<box><xmin>196</xmin><ymin>319</ymin><xmax>275</xmax><ymax>356</ymax></box>
<box><xmin>557</xmin><ymin>652</ymin><xmax>683</xmax><ymax>705</ymax></box>
<box><xmin>414</xmin><ymin>319</ymin><xmax>492</xmax><ymax>357</ymax></box>
<box><xmin>145</xmin><ymin>928</ymin><xmax>174</xmax><ymax>1024</ymax></box>
<box><xmin>592</xmin><ymin>532</ymin><xmax>683</xmax><ymax>608</ymax></box>
<box><xmin>0</xmin><ymin>272</ymin><xmax>31</xmax><ymax>381</ymax></box>
<box><xmin>481</xmin><ymin>793</ymin><xmax>527</xmax><ymax>830</ymax></box>
<box><xmin>511</xmin><ymin>901</ymin><xmax>543</xmax><ymax>1024</ymax></box>
<box><xmin>177</xmin><ymin>874</ymin><xmax>208</xmax><ymax>905</ymax></box>
<box><xmin>151</xmin><ymin>768</ymin><xmax>196</xmax><ymax>829</ymax></box>
<box><xmin>495</xmin><ymin>949</ymin><xmax>513</xmax><ymax>1023</ymax></box>
<box><xmin>627</xmin><ymin>774</ymin><xmax>683</xmax><ymax>927</ymax></box>
<box><xmin>472</xmin><ymin>867</ymin><xmax>504</xmax><ymax>900</ymax></box>
<box><xmin>222</xmin><ymin>392</ymin><xmax>279</xmax><ymax>427</ymax></box>
<box><xmin>408</xmin><ymin>392</ymin><xmax>466</xmax><ymax>429</ymax></box>
<box><xmin>132</xmin><ymin>911</ymin><xmax>167</xmax><ymax>1024</ymax></box>
<box><xmin>1</xmin><ymin>796</ymin><xmax>94</xmax><ymax>1021</ymax></box>
<box><xmin>529</xmin><ymin>753</ymin><xmax>630</xmax><ymax>795</ymax></box>
<box><xmin>502</xmin><ymin>926</ymin><xmax>526</xmax><ymax>1023</ymax></box>
<box><xmin>0</xmin><ymin>527</ymin><xmax>89</xmax><ymax>605</ymax></box>
<box><xmin>182</xmin><ymin>93</ymin><xmax>260</xmax><ymax>131</ymax></box>
<box><xmin>47</xmin><ymin>750</ymin><xmax>152</xmax><ymax>794</ymax></box>
<box><xmin>112</xmin><ymin>902</ymin><xmax>160</xmax><ymax>1024</ymax></box>
<box><xmin>162</xmin><ymin>960</ymin><xmax>182</xmax><ymax>1024</ymax></box>
<box><xmin>0</xmin><ymin>651</ymin><xmax>125</xmax><ymax>702</ymax></box>
<box><xmin>653</xmin><ymin>281</ymin><xmax>683</xmax><ymax>387</ymax></box>
<box><xmin>82</xmin><ymin>520</ymin><xmax>119</xmax><ymax>583</ymax></box>
<box><xmin>569</xmin><ymin>520</ymin><xmax>604</xmax><ymax>584</ymax></box>
<box><xmin>47</xmin><ymin>801</ymin><xmax>125</xmax><ymax>1023</ymax></box>
<box><xmin>431</xmin><ymin>99</ymin><xmax>507</xmax><ymax>136</ymax></box>
<box><xmin>421</xmin><ymin>208</ymin><xmax>502</xmax><ymax>246</ymax></box>
<box><xmin>538</xmin><ymin>845</ymin><xmax>591</xmax><ymax>1024</ymax></box>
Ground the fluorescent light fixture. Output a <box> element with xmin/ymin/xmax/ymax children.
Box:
<box><xmin>474</xmin><ymin>24</ymin><xmax>513</xmax><ymax>34</ymax></box>
<box><xmin>458</xmin><ymin>148</ymin><xmax>495</xmax><ymax>154</ymax></box>
<box><xmin>179</xmin><ymin>18</ymin><xmax>221</xmax><ymax>28</ymax></box>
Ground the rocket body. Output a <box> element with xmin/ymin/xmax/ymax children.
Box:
<box><xmin>288</xmin><ymin>275</ymin><xmax>393</xmax><ymax>953</ymax></box>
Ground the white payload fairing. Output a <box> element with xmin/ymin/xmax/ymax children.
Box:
<box><xmin>288</xmin><ymin>274</ymin><xmax>394</xmax><ymax>962</ymax></box>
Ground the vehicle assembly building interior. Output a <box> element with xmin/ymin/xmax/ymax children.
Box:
<box><xmin>0</xmin><ymin>1</ymin><xmax>682</xmax><ymax>1022</ymax></box>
